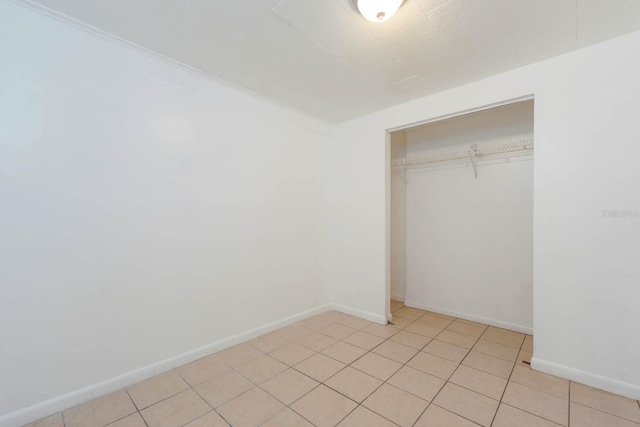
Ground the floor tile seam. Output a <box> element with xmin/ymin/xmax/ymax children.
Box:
<box><xmin>475</xmin><ymin>337</ymin><xmax>523</xmax><ymax>351</ymax></box>
<box><xmin>568</xmin><ymin>398</ymin><xmax>640</xmax><ymax>425</ymax></box>
<box><xmin>508</xmin><ymin>374</ymin><xmax>569</xmax><ymax>401</ymax></box>
<box><xmin>358</xmin><ymin>384</ymin><xmax>425</xmax><ymax>427</ymax></box>
<box><xmin>455</xmin><ymin>319</ymin><xmax>489</xmax><ymax>329</ymax></box>
<box><xmin>411</xmin><ymin>402</ymin><xmax>432</xmax><ymax>427</ymax></box>
<box><xmin>420</xmin><ymin>346</ymin><xmax>470</xmax><ymax>364</ymax></box>
<box><xmin>199</xmin><ymin>357</ymin><xmax>307</xmax><ymax>411</ymax></box>
<box><xmin>177</xmin><ymin>409</ymin><xmax>223</xmax><ymax>427</ymax></box>
<box><xmin>293</xmin><ymin>357</ymin><xmax>349</xmax><ymax>382</ymax></box>
<box><xmin>388</xmin><ymin>336</ymin><xmax>433</xmax><ymax>351</ymax></box>
<box><xmin>213</xmin><ymin>406</ymin><xmax>234</xmax><ymax>427</ymax></box>
<box><xmin>355</xmin><ymin>400</ymin><xmax>405</xmax><ymax>426</ymax></box>
<box><xmin>175</xmin><ymin>359</ymin><xmax>234</xmax><ymax>388</ymax></box>
<box><xmin>364</xmin><ymin>380</ymin><xmax>435</xmax><ymax>424</ymax></box>
<box><xmin>480</xmin><ymin>335</ymin><xmax>526</xmax><ymax>350</ymax></box>
<box><xmin>500</xmin><ymin>380</ymin><xmax>568</xmax><ymax>427</ymax></box>
<box><xmin>489</xmin><ymin>336</ymin><xmax>529</xmax><ymax>427</ymax></box>
<box><xmin>477</xmin><ymin>335</ymin><xmax>525</xmax><ymax>350</ymax></box>
<box><xmin>413</xmin><ymin>317</ymin><xmax>455</xmax><ymax>329</ymax></box>
<box><xmin>435</xmin><ymin>379</ymin><xmax>501</xmax><ymax>427</ymax></box>
<box><xmin>83</xmin><ymin>394</ymin><xmax>139</xmax><ymax>427</ymax></box>
<box><xmin>279</xmin><ymin>381</ymin><xmax>323</xmax><ymax>411</ymax></box>
<box><xmin>466</xmin><ymin>347</ymin><xmax>519</xmax><ymax>364</ymax></box>
<box><xmin>436</xmin><ymin>323</ymin><xmax>483</xmax><ymax>353</ymax></box>
<box><xmin>491</xmin><ymin>402</ymin><xmax>565</xmax><ymax>427</ymax></box>
<box><xmin>232</xmin><ymin>356</ymin><xmax>291</xmax><ymax>385</ymax></box>
<box><xmin>285</xmin><ymin>382</ymin><xmax>353</xmax><ymax>426</ymax></box>
<box><xmin>459</xmin><ymin>360</ymin><xmax>513</xmax><ymax>381</ymax></box>
<box><xmin>271</xmin><ymin>345</ymin><xmax>319</xmax><ymax>366</ymax></box>
<box><xmin>190</xmin><ymin>375</ymin><xmax>238</xmax><ymax>409</ymax></box>
<box><xmin>319</xmin><ymin>348</ymin><xmax>366</xmax><ymax>366</ymax></box>
<box><xmin>422</xmin><ymin>403</ymin><xmax>485</xmax><ymax>427</ymax></box>
<box><xmin>568</xmin><ymin>382</ymin><xmax>631</xmax><ymax>405</ymax></box>
<box><xmin>425</xmin><ymin>335</ymin><xmax>474</xmax><ymax>352</ymax></box>
<box><xmin>446</xmin><ymin>375</ymin><xmax>504</xmax><ymax>402</ymax></box>
<box><xmin>126</xmin><ymin>382</ymin><xmax>190</xmax><ymax>413</ymax></box>
<box><xmin>354</xmin><ymin>318</ymin><xmax>450</xmax><ymax>425</ymax></box>
<box><xmin>246</xmin><ymin>340</ymin><xmax>288</xmax><ymax>358</ymax></box>
<box><xmin>406</xmin><ymin>331</ymin><xmax>459</xmax><ymax>427</ymax></box>
<box><xmin>256</xmin><ymin>374</ymin><xmax>321</xmax><ymax>408</ymax></box>
<box><xmin>333</xmin><ymin>404</ymin><xmax>365</xmax><ymax>427</ymax></box>
<box><xmin>321</xmin><ymin>371</ymin><xmax>384</xmax><ymax>405</ymax></box>
<box><xmin>325</xmin><ymin>320</ymin><xmax>433</xmax><ymax>417</ymax></box>
<box><xmin>392</xmin><ymin>315</ymin><xmax>422</xmax><ymax>322</ymax></box>
<box><xmin>568</xmin><ymin>379</ymin><xmax>571</xmax><ymax>427</ymax></box>
<box><xmin>258</xmin><ymin>403</ymin><xmax>317</xmax><ymax>427</ymax></box>
<box><xmin>102</xmin><ymin>410</ymin><xmax>143</xmax><ymax>427</ymax></box>
<box><xmin>487</xmin><ymin>326</ymin><xmax>528</xmax><ymax>337</ymax></box>
<box><xmin>483</xmin><ymin>327</ymin><xmax>527</xmax><ymax>338</ymax></box>
<box><xmin>231</xmin><ymin>362</ymin><xmax>294</xmax><ymax>392</ymax></box>
<box><xmin>445</xmin><ymin>325</ymin><xmax>487</xmax><ymax>339</ymax></box>
<box><xmin>334</xmin><ymin>320</ymin><xmax>371</xmax><ymax>331</ymax></box>
<box><xmin>121</xmin><ymin>388</ymin><xmax>149</xmax><ymax>427</ymax></box>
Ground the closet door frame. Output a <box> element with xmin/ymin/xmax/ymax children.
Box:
<box><xmin>384</xmin><ymin>94</ymin><xmax>535</xmax><ymax>324</ymax></box>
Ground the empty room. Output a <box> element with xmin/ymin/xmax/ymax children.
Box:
<box><xmin>2</xmin><ymin>0</ymin><xmax>640</xmax><ymax>426</ymax></box>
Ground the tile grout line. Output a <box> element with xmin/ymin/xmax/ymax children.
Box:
<box><xmin>294</xmin><ymin>306</ymin><xmax>426</xmax><ymax>425</ymax></box>
<box><xmin>122</xmin><ymin>388</ymin><xmax>150</xmax><ymax>427</ymax></box>
<box><xmin>232</xmin><ymin>315</ymin><xmax>373</xmax><ymax>425</ymax></box>
<box><xmin>357</xmin><ymin>307</ymin><xmax>469</xmax><ymax>426</ymax></box>
<box><xmin>232</xmin><ymin>314</ymin><xmax>365</xmax><ymax>425</ymax></box>
<box><xmin>568</xmin><ymin>379</ymin><xmax>571</xmax><ymax>427</ymax></box>
<box><xmin>488</xmin><ymin>325</ymin><xmax>527</xmax><ymax>427</ymax></box>
<box><xmin>283</xmin><ymin>313</ymin><xmax>396</xmax><ymax>425</ymax></box>
<box><xmin>397</xmin><ymin>308</ymin><xmax>542</xmax><ymax>427</ymax></box>
<box><xmin>407</xmin><ymin>314</ymin><xmax>487</xmax><ymax>427</ymax></box>
<box><xmin>188</xmin><ymin>377</ymin><xmax>229</xmax><ymax>427</ymax></box>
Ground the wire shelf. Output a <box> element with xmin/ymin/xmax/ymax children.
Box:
<box><xmin>392</xmin><ymin>139</ymin><xmax>533</xmax><ymax>181</ymax></box>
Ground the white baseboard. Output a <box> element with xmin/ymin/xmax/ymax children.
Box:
<box><xmin>0</xmin><ymin>304</ymin><xmax>333</xmax><ymax>427</ymax></box>
<box><xmin>404</xmin><ymin>300</ymin><xmax>533</xmax><ymax>335</ymax></box>
<box><xmin>531</xmin><ymin>357</ymin><xmax>640</xmax><ymax>400</ymax></box>
<box><xmin>330</xmin><ymin>303</ymin><xmax>387</xmax><ymax>325</ymax></box>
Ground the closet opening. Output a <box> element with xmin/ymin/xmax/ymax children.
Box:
<box><xmin>388</xmin><ymin>99</ymin><xmax>534</xmax><ymax>339</ymax></box>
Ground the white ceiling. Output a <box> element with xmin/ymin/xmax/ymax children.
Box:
<box><xmin>28</xmin><ymin>0</ymin><xmax>640</xmax><ymax>122</ymax></box>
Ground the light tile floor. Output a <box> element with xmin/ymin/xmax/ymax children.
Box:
<box><xmin>26</xmin><ymin>301</ymin><xmax>640</xmax><ymax>427</ymax></box>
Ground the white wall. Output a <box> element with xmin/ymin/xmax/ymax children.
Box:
<box><xmin>331</xmin><ymin>31</ymin><xmax>640</xmax><ymax>399</ymax></box>
<box><xmin>389</xmin><ymin>131</ymin><xmax>406</xmax><ymax>301</ymax></box>
<box><xmin>0</xmin><ymin>1</ymin><xmax>332</xmax><ymax>424</ymax></box>
<box><xmin>400</xmin><ymin>102</ymin><xmax>534</xmax><ymax>332</ymax></box>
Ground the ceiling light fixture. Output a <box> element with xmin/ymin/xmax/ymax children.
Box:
<box><xmin>356</xmin><ymin>0</ymin><xmax>403</xmax><ymax>23</ymax></box>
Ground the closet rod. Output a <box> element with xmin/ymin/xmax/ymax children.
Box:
<box><xmin>392</xmin><ymin>139</ymin><xmax>533</xmax><ymax>169</ymax></box>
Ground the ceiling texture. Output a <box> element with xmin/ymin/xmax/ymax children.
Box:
<box><xmin>26</xmin><ymin>0</ymin><xmax>640</xmax><ymax>122</ymax></box>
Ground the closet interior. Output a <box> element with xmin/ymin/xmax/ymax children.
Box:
<box><xmin>390</xmin><ymin>100</ymin><xmax>534</xmax><ymax>334</ymax></box>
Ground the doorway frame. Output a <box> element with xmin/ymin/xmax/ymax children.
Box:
<box><xmin>384</xmin><ymin>94</ymin><xmax>535</xmax><ymax>323</ymax></box>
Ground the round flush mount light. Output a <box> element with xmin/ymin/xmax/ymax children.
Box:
<box><xmin>356</xmin><ymin>0</ymin><xmax>404</xmax><ymax>23</ymax></box>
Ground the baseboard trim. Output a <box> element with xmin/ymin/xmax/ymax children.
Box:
<box><xmin>531</xmin><ymin>357</ymin><xmax>640</xmax><ymax>400</ymax></box>
<box><xmin>0</xmin><ymin>304</ymin><xmax>332</xmax><ymax>427</ymax></box>
<box><xmin>330</xmin><ymin>303</ymin><xmax>387</xmax><ymax>325</ymax></box>
<box><xmin>404</xmin><ymin>300</ymin><xmax>533</xmax><ymax>335</ymax></box>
